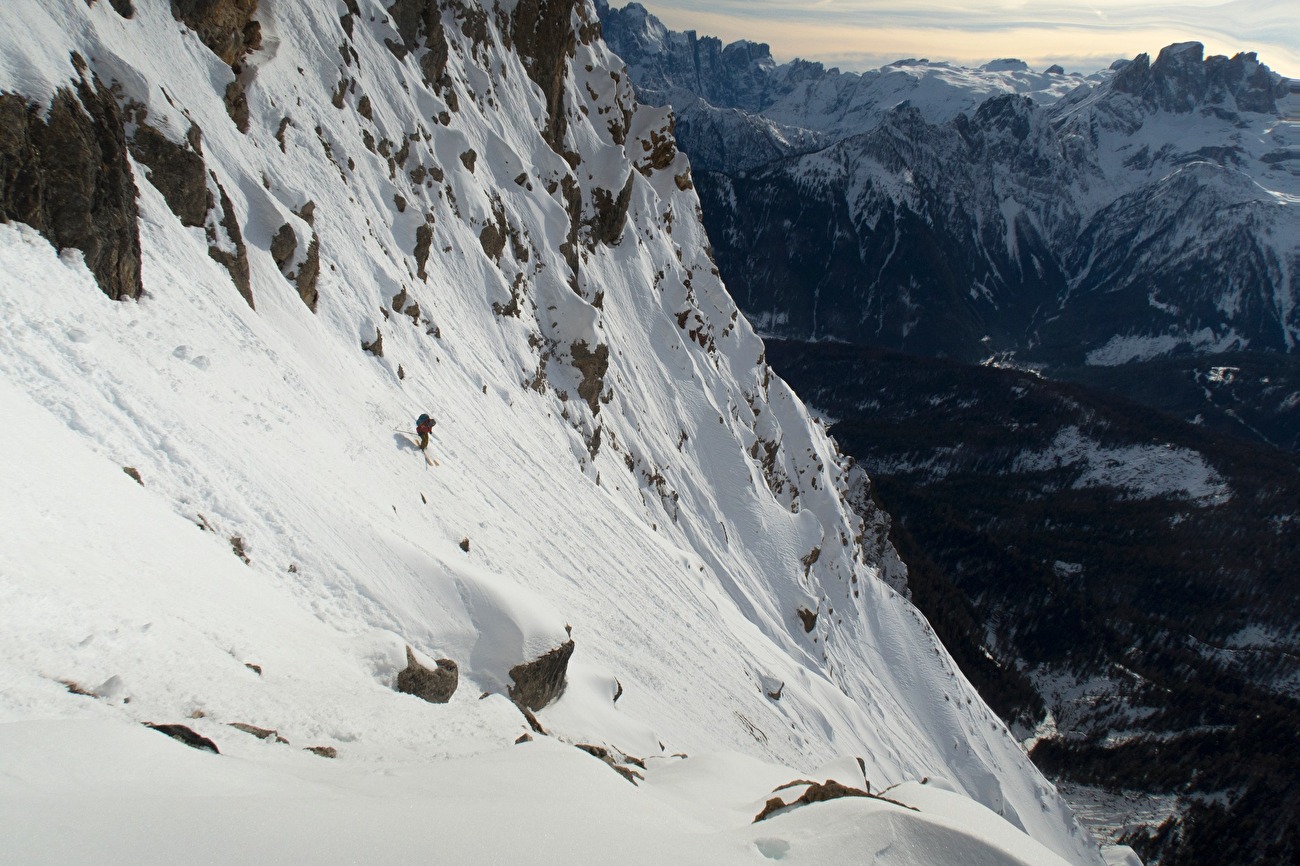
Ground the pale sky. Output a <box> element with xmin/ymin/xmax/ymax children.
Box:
<box><xmin>633</xmin><ymin>1</ymin><xmax>1299</xmax><ymax>78</ymax></box>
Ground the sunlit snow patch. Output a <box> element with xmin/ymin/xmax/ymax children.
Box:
<box><xmin>1014</xmin><ymin>426</ymin><xmax>1231</xmax><ymax>504</ymax></box>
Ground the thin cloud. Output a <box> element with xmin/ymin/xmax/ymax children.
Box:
<box><xmin>633</xmin><ymin>0</ymin><xmax>1300</xmax><ymax>76</ymax></box>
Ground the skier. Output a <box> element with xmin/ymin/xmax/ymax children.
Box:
<box><xmin>415</xmin><ymin>412</ymin><xmax>436</xmax><ymax>451</ymax></box>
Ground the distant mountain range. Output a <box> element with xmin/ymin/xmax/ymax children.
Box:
<box><xmin>596</xmin><ymin>0</ymin><xmax>1094</xmax><ymax>173</ymax></box>
<box><xmin>599</xmin><ymin>1</ymin><xmax>1300</xmax><ymax>449</ymax></box>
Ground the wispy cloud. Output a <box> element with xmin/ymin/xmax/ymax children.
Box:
<box><xmin>633</xmin><ymin>0</ymin><xmax>1300</xmax><ymax>76</ymax></box>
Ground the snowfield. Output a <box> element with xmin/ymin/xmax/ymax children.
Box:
<box><xmin>1013</xmin><ymin>426</ymin><xmax>1231</xmax><ymax>504</ymax></box>
<box><xmin>0</xmin><ymin>0</ymin><xmax>1101</xmax><ymax>863</ymax></box>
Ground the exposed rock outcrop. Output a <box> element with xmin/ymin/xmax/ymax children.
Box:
<box><xmin>589</xmin><ymin>173</ymin><xmax>633</xmax><ymax>245</ymax></box>
<box><xmin>0</xmin><ymin>68</ymin><xmax>142</xmax><ymax>301</ymax></box>
<box><xmin>294</xmin><ymin>234</ymin><xmax>320</xmax><ymax>311</ymax></box>
<box><xmin>386</xmin><ymin>0</ymin><xmax>451</xmax><ymax>95</ymax></box>
<box><xmin>569</xmin><ymin>341</ymin><xmax>608</xmax><ymax>413</ymax></box>
<box><xmin>228</xmin><ymin>722</ymin><xmax>287</xmax><ymax>743</ymax></box>
<box><xmin>1111</xmin><ymin>42</ymin><xmax>1282</xmax><ymax>115</ymax></box>
<box><xmin>633</xmin><ymin>114</ymin><xmax>677</xmax><ymax>176</ymax></box>
<box><xmin>169</xmin><ymin>0</ymin><xmax>261</xmax><ymax>69</ymax></box>
<box><xmin>796</xmin><ymin>606</ymin><xmax>817</xmax><ymax>633</ymax></box>
<box><xmin>395</xmin><ymin>646</ymin><xmax>459</xmax><ymax>704</ymax></box>
<box><xmin>224</xmin><ymin>81</ymin><xmax>250</xmax><ymax>133</ymax></box>
<box><xmin>129</xmin><ymin>122</ymin><xmax>209</xmax><ymax>228</ymax></box>
<box><xmin>753</xmin><ymin>778</ymin><xmax>917</xmax><ymax>822</ymax></box>
<box><xmin>510</xmin><ymin>0</ymin><xmax>579</xmax><ymax>152</ymax></box>
<box><xmin>479</xmin><ymin>220</ymin><xmax>504</xmax><ymax>261</ymax></box>
<box><xmin>169</xmin><ymin>1</ymin><xmax>260</xmax><ymax>132</ymax></box>
<box><xmin>270</xmin><ymin>222</ymin><xmax>296</xmax><ymax>270</ymax></box>
<box><xmin>557</xmin><ymin>175</ymin><xmax>582</xmax><ymax>284</ymax></box>
<box><xmin>507</xmin><ymin>639</ymin><xmax>574</xmax><ymax>711</ymax></box>
<box><xmin>145</xmin><ymin>722</ymin><xmax>219</xmax><ymax>753</ymax></box>
<box><xmin>413</xmin><ymin>220</ymin><xmax>434</xmax><ymax>280</ymax></box>
<box><xmin>755</xmin><ymin>780</ymin><xmax>868</xmax><ymax>822</ymax></box>
<box><xmin>598</xmin><ymin>2</ymin><xmax>779</xmax><ymax>115</ymax></box>
<box><xmin>97</xmin><ymin>0</ymin><xmax>136</xmax><ymax>17</ymax></box>
<box><xmin>575</xmin><ymin>743</ymin><xmax>645</xmax><ymax>784</ymax></box>
<box><xmin>390</xmin><ymin>287</ymin><xmax>409</xmax><ymax>313</ymax></box>
<box><xmin>271</xmin><ymin>222</ymin><xmax>320</xmax><ymax>311</ymax></box>
<box><xmin>206</xmin><ymin>176</ymin><xmax>252</xmax><ymax>307</ymax></box>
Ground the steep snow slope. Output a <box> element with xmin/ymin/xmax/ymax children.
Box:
<box><xmin>0</xmin><ymin>366</ymin><xmax>1077</xmax><ymax>866</ymax></box>
<box><xmin>0</xmin><ymin>1</ymin><xmax>1097</xmax><ymax>862</ymax></box>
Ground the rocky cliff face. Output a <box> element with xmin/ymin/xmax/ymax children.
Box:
<box><xmin>593</xmin><ymin>0</ymin><xmax>779</xmax><ymax>113</ymax></box>
<box><xmin>0</xmin><ymin>61</ymin><xmax>142</xmax><ymax>301</ymax></box>
<box><xmin>1109</xmin><ymin>42</ymin><xmax>1280</xmax><ymax>115</ymax></box>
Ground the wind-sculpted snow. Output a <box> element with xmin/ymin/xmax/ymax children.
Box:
<box><xmin>0</xmin><ymin>0</ymin><xmax>1100</xmax><ymax>863</ymax></box>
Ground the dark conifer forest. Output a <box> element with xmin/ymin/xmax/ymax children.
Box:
<box><xmin>767</xmin><ymin>340</ymin><xmax>1300</xmax><ymax>864</ymax></box>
